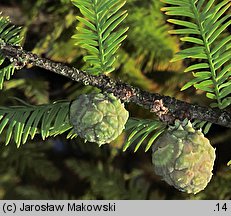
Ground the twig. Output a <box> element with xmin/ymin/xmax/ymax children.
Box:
<box><xmin>1</xmin><ymin>43</ymin><xmax>231</xmax><ymax>128</ymax></box>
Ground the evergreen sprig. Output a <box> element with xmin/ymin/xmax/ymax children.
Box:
<box><xmin>72</xmin><ymin>0</ymin><xmax>128</xmax><ymax>74</ymax></box>
<box><xmin>4</xmin><ymin>78</ymin><xmax>49</xmax><ymax>104</ymax></box>
<box><xmin>1</xmin><ymin>144</ymin><xmax>61</xmax><ymax>182</ymax></box>
<box><xmin>192</xmin><ymin>119</ymin><xmax>212</xmax><ymax>134</ymax></box>
<box><xmin>0</xmin><ymin>14</ymin><xmax>23</xmax><ymax>89</ymax></box>
<box><xmin>65</xmin><ymin>159</ymin><xmax>149</xmax><ymax>199</ymax></box>
<box><xmin>162</xmin><ymin>0</ymin><xmax>231</xmax><ymax>109</ymax></box>
<box><xmin>125</xmin><ymin>0</ymin><xmax>180</xmax><ymax>72</ymax></box>
<box><xmin>0</xmin><ymin>101</ymin><xmax>74</xmax><ymax>147</ymax></box>
<box><xmin>123</xmin><ymin>118</ymin><xmax>166</xmax><ymax>152</ymax></box>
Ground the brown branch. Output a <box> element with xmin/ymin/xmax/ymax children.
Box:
<box><xmin>1</xmin><ymin>43</ymin><xmax>231</xmax><ymax>128</ymax></box>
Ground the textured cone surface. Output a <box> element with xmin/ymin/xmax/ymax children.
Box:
<box><xmin>70</xmin><ymin>93</ymin><xmax>129</xmax><ymax>145</ymax></box>
<box><xmin>152</xmin><ymin>121</ymin><xmax>215</xmax><ymax>194</ymax></box>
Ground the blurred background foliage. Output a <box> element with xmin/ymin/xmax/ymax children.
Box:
<box><xmin>0</xmin><ymin>0</ymin><xmax>231</xmax><ymax>200</ymax></box>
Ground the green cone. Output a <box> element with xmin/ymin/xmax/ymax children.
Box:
<box><xmin>152</xmin><ymin>121</ymin><xmax>215</xmax><ymax>194</ymax></box>
<box><xmin>70</xmin><ymin>93</ymin><xmax>129</xmax><ymax>145</ymax></box>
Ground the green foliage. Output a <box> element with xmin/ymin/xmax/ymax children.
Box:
<box><xmin>4</xmin><ymin>78</ymin><xmax>49</xmax><ymax>104</ymax></box>
<box><xmin>163</xmin><ymin>0</ymin><xmax>231</xmax><ymax>109</ymax></box>
<box><xmin>0</xmin><ymin>15</ymin><xmax>23</xmax><ymax>89</ymax></box>
<box><xmin>124</xmin><ymin>118</ymin><xmax>166</xmax><ymax>152</ymax></box>
<box><xmin>14</xmin><ymin>186</ymin><xmax>75</xmax><ymax>199</ymax></box>
<box><xmin>192</xmin><ymin>119</ymin><xmax>212</xmax><ymax>134</ymax></box>
<box><xmin>65</xmin><ymin>159</ymin><xmax>149</xmax><ymax>199</ymax></box>
<box><xmin>0</xmin><ymin>144</ymin><xmax>61</xmax><ymax>182</ymax></box>
<box><xmin>0</xmin><ymin>100</ymin><xmax>74</xmax><ymax>147</ymax></box>
<box><xmin>0</xmin><ymin>15</ymin><xmax>22</xmax><ymax>45</ymax></box>
<box><xmin>0</xmin><ymin>142</ymin><xmax>74</xmax><ymax>199</ymax></box>
<box><xmin>72</xmin><ymin>0</ymin><xmax>128</xmax><ymax>74</ymax></box>
<box><xmin>124</xmin><ymin>0</ymin><xmax>181</xmax><ymax>72</ymax></box>
<box><xmin>32</xmin><ymin>2</ymin><xmax>77</xmax><ymax>59</ymax></box>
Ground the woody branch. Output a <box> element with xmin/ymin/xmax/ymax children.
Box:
<box><xmin>1</xmin><ymin>43</ymin><xmax>231</xmax><ymax>128</ymax></box>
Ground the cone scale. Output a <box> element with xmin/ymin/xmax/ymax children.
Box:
<box><xmin>70</xmin><ymin>93</ymin><xmax>129</xmax><ymax>145</ymax></box>
<box><xmin>152</xmin><ymin>121</ymin><xmax>216</xmax><ymax>194</ymax></box>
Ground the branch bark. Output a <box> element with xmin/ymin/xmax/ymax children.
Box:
<box><xmin>1</xmin><ymin>43</ymin><xmax>231</xmax><ymax>128</ymax></box>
